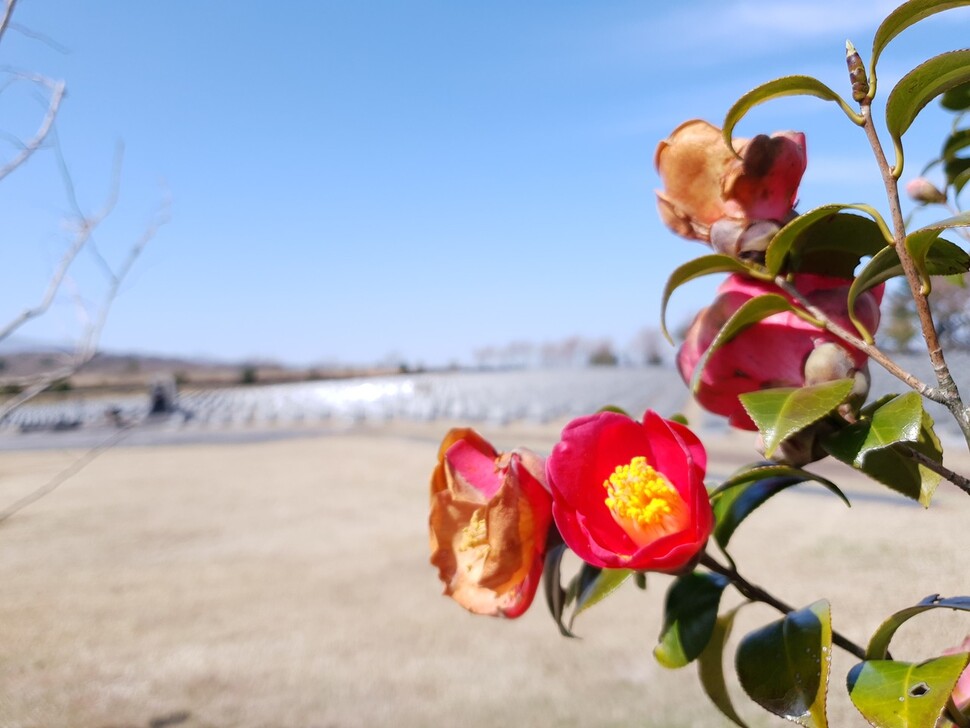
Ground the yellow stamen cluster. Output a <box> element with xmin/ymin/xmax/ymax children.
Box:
<box><xmin>604</xmin><ymin>456</ymin><xmax>688</xmax><ymax>547</ymax></box>
<box><xmin>459</xmin><ymin>510</ymin><xmax>488</xmax><ymax>552</ymax></box>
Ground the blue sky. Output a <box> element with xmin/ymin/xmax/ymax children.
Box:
<box><xmin>1</xmin><ymin>1</ymin><xmax>968</xmax><ymax>367</ymax></box>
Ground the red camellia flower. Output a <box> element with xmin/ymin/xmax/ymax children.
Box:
<box><xmin>429</xmin><ymin>428</ymin><xmax>552</xmax><ymax>618</ymax></box>
<box><xmin>677</xmin><ymin>273</ymin><xmax>883</xmax><ymax>430</ymax></box>
<box><xmin>655</xmin><ymin>119</ymin><xmax>807</xmax><ymax>257</ymax></box>
<box><xmin>546</xmin><ymin>410</ymin><xmax>712</xmax><ymax>573</ymax></box>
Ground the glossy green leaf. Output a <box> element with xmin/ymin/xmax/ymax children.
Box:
<box><xmin>597</xmin><ymin>405</ymin><xmax>631</xmax><ymax>417</ymax></box>
<box><xmin>723</xmin><ymin>77</ymin><xmax>862</xmax><ymax>150</ymax></box>
<box><xmin>906</xmin><ymin>212</ymin><xmax>970</xmax><ymax>293</ymax></box>
<box><xmin>736</xmin><ymin>600</ymin><xmax>832</xmax><ymax>727</ymax></box>
<box><xmin>738</xmin><ymin>379</ymin><xmax>854</xmax><ymax>458</ymax></box>
<box><xmin>848</xmin><ymin>238</ymin><xmax>970</xmax><ymax>339</ymax></box>
<box><xmin>542</xmin><ymin>541</ymin><xmax>575</xmax><ymax>638</ymax></box>
<box><xmin>866</xmin><ymin>594</ymin><xmax>970</xmax><ymax>660</ymax></box>
<box><xmin>848</xmin><ymin>392</ymin><xmax>923</xmax><ymax>463</ymax></box>
<box><xmin>942</xmin><ymin>79</ymin><xmax>970</xmax><ymax>110</ymax></box>
<box><xmin>568</xmin><ymin>566</ymin><xmax>632</xmax><ymax>630</ymax></box>
<box><xmin>869</xmin><ymin>1</ymin><xmax>970</xmax><ymax>99</ymax></box>
<box><xmin>689</xmin><ymin>294</ymin><xmax>809</xmax><ymax>396</ymax></box>
<box><xmin>714</xmin><ymin>462</ymin><xmax>844</xmax><ymax>496</ymax></box>
<box><xmin>886</xmin><ymin>50</ymin><xmax>970</xmax><ymax>177</ymax></box>
<box><xmin>765</xmin><ymin>205</ymin><xmax>891</xmax><ymax>277</ymax></box>
<box><xmin>712</xmin><ymin>472</ymin><xmax>850</xmax><ymax>550</ymax></box>
<box><xmin>661</xmin><ymin>254</ymin><xmax>754</xmax><ymax>343</ymax></box>
<box><xmin>698</xmin><ymin>606</ymin><xmax>749</xmax><ymax>728</ymax></box>
<box><xmin>848</xmin><ymin>655</ymin><xmax>970</xmax><ymax>728</ymax></box>
<box><xmin>655</xmin><ymin>572</ymin><xmax>729</xmax><ymax>669</ymax></box>
<box><xmin>824</xmin><ymin>406</ymin><xmax>943</xmax><ymax>506</ymax></box>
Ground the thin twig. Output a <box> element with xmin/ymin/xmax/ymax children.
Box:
<box><xmin>900</xmin><ymin>444</ymin><xmax>970</xmax><ymax>495</ymax></box>
<box><xmin>0</xmin><ymin>424</ymin><xmax>133</xmax><ymax>526</ymax></box>
<box><xmin>859</xmin><ymin>101</ymin><xmax>970</xmax><ymax>447</ymax></box>
<box><xmin>700</xmin><ymin>552</ymin><xmax>867</xmax><ymax>660</ymax></box>
<box><xmin>0</xmin><ymin>0</ymin><xmax>16</xmax><ymax>46</ymax></box>
<box><xmin>773</xmin><ymin>276</ymin><xmax>944</xmax><ymax>403</ymax></box>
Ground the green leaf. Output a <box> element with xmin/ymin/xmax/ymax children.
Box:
<box><xmin>689</xmin><ymin>294</ymin><xmax>809</xmax><ymax>396</ymax></box>
<box><xmin>655</xmin><ymin>572</ymin><xmax>729</xmax><ymax>669</ymax></box>
<box><xmin>886</xmin><ymin>49</ymin><xmax>970</xmax><ymax>177</ymax></box>
<box><xmin>866</xmin><ymin>594</ymin><xmax>970</xmax><ymax>660</ymax></box>
<box><xmin>942</xmin><ymin>128</ymin><xmax>970</xmax><ymax>161</ymax></box>
<box><xmin>542</xmin><ymin>541</ymin><xmax>575</xmax><ymax>638</ymax></box>
<box><xmin>567</xmin><ymin>566</ymin><xmax>632</xmax><ymax>630</ymax></box>
<box><xmin>723</xmin><ymin>77</ymin><xmax>862</xmax><ymax>149</ymax></box>
<box><xmin>736</xmin><ymin>600</ymin><xmax>833</xmax><ymax>727</ymax></box>
<box><xmin>955</xmin><ymin>166</ymin><xmax>970</xmax><ymax>196</ymax></box>
<box><xmin>823</xmin><ymin>405</ymin><xmax>943</xmax><ymax>506</ymax></box>
<box><xmin>906</xmin><ymin>212</ymin><xmax>970</xmax><ymax>293</ymax></box>
<box><xmin>698</xmin><ymin>607</ymin><xmax>749</xmax><ymax>728</ymax></box>
<box><xmin>848</xmin><ymin>238</ymin><xmax>970</xmax><ymax>338</ymax></box>
<box><xmin>848</xmin><ymin>655</ymin><xmax>970</xmax><ymax>728</ymax></box>
<box><xmin>738</xmin><ymin>379</ymin><xmax>855</xmax><ymax>458</ymax></box>
<box><xmin>942</xmin><ymin>80</ymin><xmax>970</xmax><ymax>110</ymax></box>
<box><xmin>714</xmin><ymin>463</ymin><xmax>845</xmax><ymax>496</ymax></box>
<box><xmin>869</xmin><ymin>0</ymin><xmax>970</xmax><ymax>99</ymax></box>
<box><xmin>661</xmin><ymin>254</ymin><xmax>754</xmax><ymax>343</ymax></box>
<box><xmin>846</xmin><ymin>392</ymin><xmax>923</xmax><ymax>463</ymax></box>
<box><xmin>712</xmin><ymin>471</ymin><xmax>850</xmax><ymax>550</ymax></box>
<box><xmin>946</xmin><ymin>157</ymin><xmax>970</xmax><ymax>190</ymax></box>
<box><xmin>765</xmin><ymin>205</ymin><xmax>891</xmax><ymax>277</ymax></box>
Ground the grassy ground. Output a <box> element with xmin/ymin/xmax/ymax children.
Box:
<box><xmin>0</xmin><ymin>421</ymin><xmax>967</xmax><ymax>727</ymax></box>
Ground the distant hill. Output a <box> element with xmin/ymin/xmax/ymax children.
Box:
<box><xmin>0</xmin><ymin>348</ymin><xmax>399</xmax><ymax>392</ymax></box>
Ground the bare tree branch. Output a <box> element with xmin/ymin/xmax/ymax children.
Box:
<box><xmin>0</xmin><ymin>0</ymin><xmax>17</xmax><ymax>46</ymax></box>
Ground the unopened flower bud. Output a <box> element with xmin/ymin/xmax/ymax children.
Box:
<box><xmin>709</xmin><ymin>218</ymin><xmax>780</xmax><ymax>260</ymax></box>
<box><xmin>905</xmin><ymin>177</ymin><xmax>947</xmax><ymax>205</ymax></box>
<box><xmin>846</xmin><ymin>41</ymin><xmax>869</xmax><ymax>102</ymax></box>
<box><xmin>803</xmin><ymin>342</ymin><xmax>854</xmax><ymax>384</ymax></box>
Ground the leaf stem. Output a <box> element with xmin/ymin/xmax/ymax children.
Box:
<box><xmin>858</xmin><ymin>101</ymin><xmax>970</xmax><ymax>449</ymax></box>
<box><xmin>699</xmin><ymin>551</ymin><xmax>866</xmax><ymax>660</ymax></box>
<box><xmin>772</xmin><ymin>276</ymin><xmax>942</xmax><ymax>403</ymax></box>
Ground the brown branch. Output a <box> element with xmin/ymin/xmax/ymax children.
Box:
<box><xmin>900</xmin><ymin>444</ymin><xmax>970</xmax><ymax>496</ymax></box>
<box><xmin>700</xmin><ymin>552</ymin><xmax>867</xmax><ymax>660</ymax></box>
<box><xmin>859</xmin><ymin>102</ymin><xmax>970</xmax><ymax>447</ymax></box>
<box><xmin>773</xmin><ymin>276</ymin><xmax>944</xmax><ymax>404</ymax></box>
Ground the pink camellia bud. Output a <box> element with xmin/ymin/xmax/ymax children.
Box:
<box><xmin>677</xmin><ymin>273</ymin><xmax>882</xmax><ymax>431</ymax></box>
<box><xmin>655</xmin><ymin>120</ymin><xmax>807</xmax><ymax>249</ymax></box>
<box><xmin>905</xmin><ymin>177</ymin><xmax>947</xmax><ymax>205</ymax></box>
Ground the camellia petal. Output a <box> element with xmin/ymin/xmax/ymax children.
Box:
<box><xmin>429</xmin><ymin>428</ymin><xmax>552</xmax><ymax>618</ymax></box>
<box><xmin>677</xmin><ymin>273</ymin><xmax>883</xmax><ymax>430</ymax></box>
<box><xmin>656</xmin><ymin>119</ymin><xmax>807</xmax><ymax>254</ymax></box>
<box><xmin>547</xmin><ymin>410</ymin><xmax>712</xmax><ymax>573</ymax></box>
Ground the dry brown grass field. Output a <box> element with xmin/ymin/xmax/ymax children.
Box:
<box><xmin>0</xmin><ymin>421</ymin><xmax>967</xmax><ymax>727</ymax></box>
